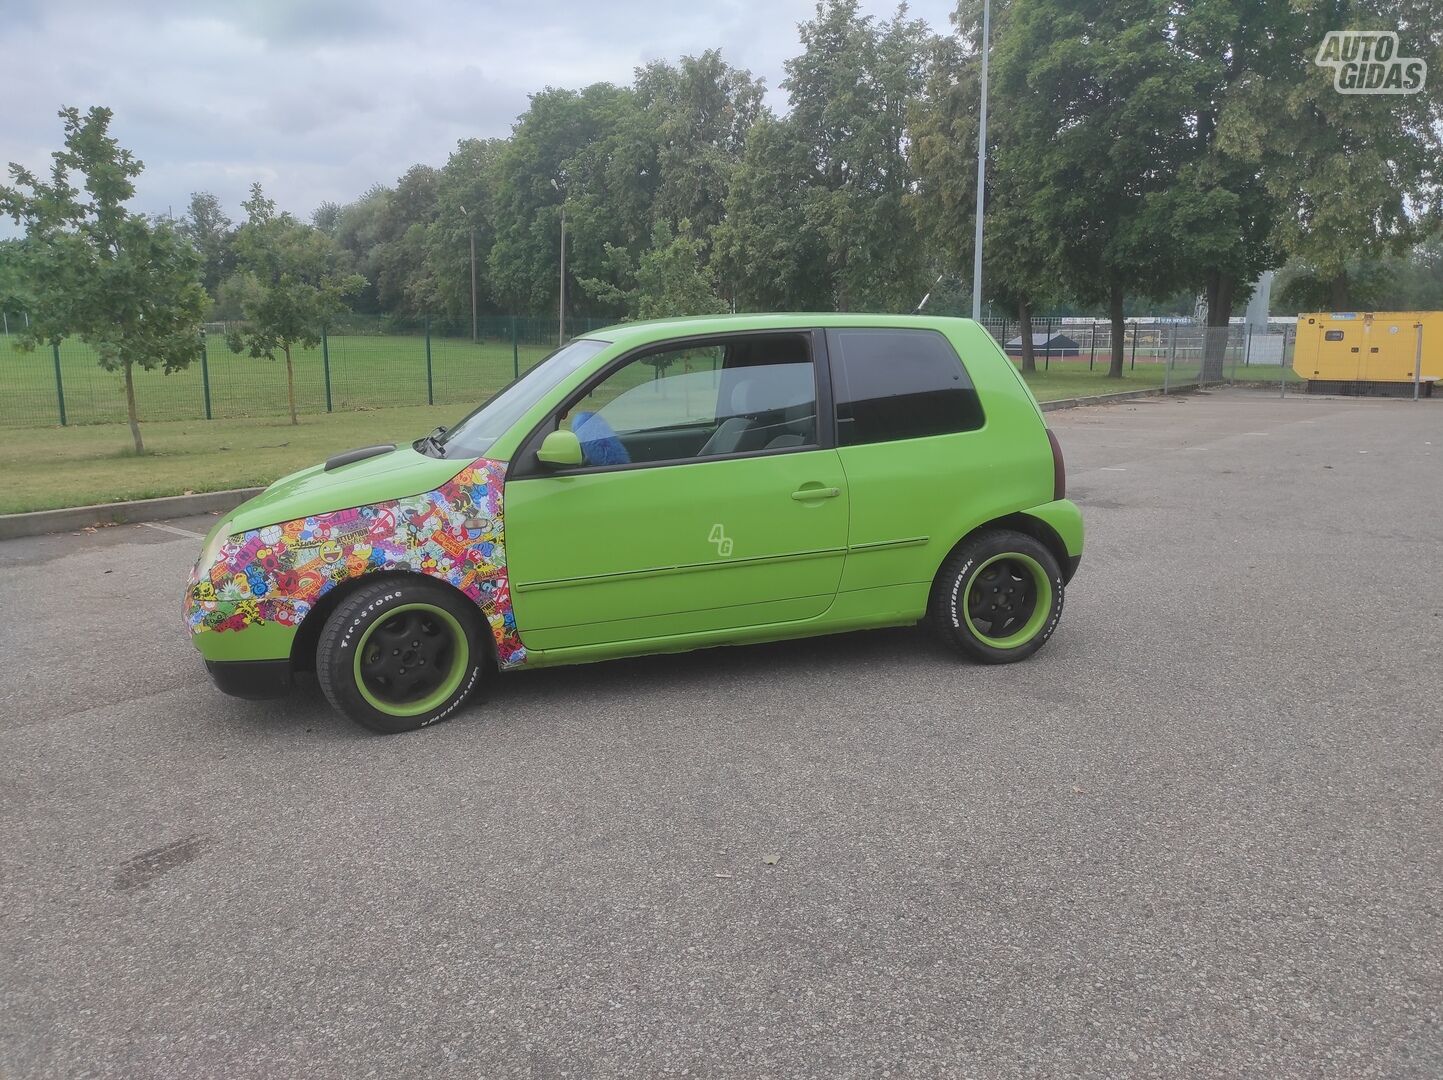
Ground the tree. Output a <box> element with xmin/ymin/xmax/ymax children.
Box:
<box><xmin>485</xmin><ymin>82</ymin><xmax>675</xmax><ymax>320</ymax></box>
<box><xmin>0</xmin><ymin>238</ymin><xmax>33</xmax><ymax>319</ymax></box>
<box><xmin>177</xmin><ymin>190</ymin><xmax>234</xmax><ymax>298</ymax></box>
<box><xmin>579</xmin><ymin>219</ymin><xmax>727</xmax><ymax>319</ymax></box>
<box><xmin>910</xmin><ymin>10</ymin><xmax>1059</xmax><ymax>371</ymax></box>
<box><xmin>994</xmin><ymin>0</ymin><xmax>1197</xmax><ymax>377</ymax></box>
<box><xmin>1221</xmin><ymin>4</ymin><xmax>1442</xmax><ymax>310</ymax></box>
<box><xmin>331</xmin><ymin>184</ymin><xmax>392</xmax><ymax>313</ymax></box>
<box><xmin>225</xmin><ymin>184</ymin><xmax>364</xmax><ymax>425</ymax></box>
<box><xmin>635</xmin><ymin>51</ymin><xmax>767</xmax><ymax>243</ymax></box>
<box><xmin>372</xmin><ymin>165</ymin><xmax>440</xmax><ymax>315</ymax></box>
<box><xmin>0</xmin><ymin>106</ymin><xmax>207</xmax><ymax>453</ymax></box>
<box><xmin>422</xmin><ymin>137</ymin><xmax>507</xmax><ymax>322</ymax></box>
<box><xmin>1138</xmin><ymin>0</ymin><xmax>1291</xmax><ymax>377</ymax></box>
<box><xmin>1275</xmin><ymin>231</ymin><xmax>1443</xmax><ymax>312</ymax></box>
<box><xmin>634</xmin><ymin>222</ymin><xmax>728</xmax><ymax>319</ymax></box>
<box><xmin>311</xmin><ymin>201</ymin><xmax>342</xmax><ymax>235</ymax></box>
<box><xmin>713</xmin><ymin>117</ymin><xmax>830</xmax><ymax>310</ymax></box>
<box><xmin>779</xmin><ymin>0</ymin><xmax>935</xmax><ymax>310</ymax></box>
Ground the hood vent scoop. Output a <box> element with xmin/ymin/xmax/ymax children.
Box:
<box><xmin>324</xmin><ymin>444</ymin><xmax>397</xmax><ymax>472</ymax></box>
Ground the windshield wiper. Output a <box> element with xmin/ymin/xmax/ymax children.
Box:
<box><xmin>414</xmin><ymin>426</ymin><xmax>448</xmax><ymax>457</ymax></box>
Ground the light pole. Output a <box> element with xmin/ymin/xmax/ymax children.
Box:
<box><xmin>550</xmin><ymin>178</ymin><xmax>566</xmax><ymax>345</ymax></box>
<box><xmin>458</xmin><ymin>204</ymin><xmax>478</xmax><ymax>343</ymax></box>
<box><xmin>971</xmin><ymin>0</ymin><xmax>991</xmax><ymax>321</ymax></box>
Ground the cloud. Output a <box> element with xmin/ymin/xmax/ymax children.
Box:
<box><xmin>0</xmin><ymin>0</ymin><xmax>957</xmax><ymax>232</ymax></box>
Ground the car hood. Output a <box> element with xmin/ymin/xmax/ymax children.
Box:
<box><xmin>224</xmin><ymin>446</ymin><xmax>471</xmax><ymax>535</ymax></box>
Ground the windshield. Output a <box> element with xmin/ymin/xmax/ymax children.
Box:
<box><xmin>437</xmin><ymin>338</ymin><xmax>610</xmax><ymax>459</ymax></box>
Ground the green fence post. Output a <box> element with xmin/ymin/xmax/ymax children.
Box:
<box><xmin>321</xmin><ymin>328</ymin><xmax>333</xmax><ymax>412</ymax></box>
<box><xmin>51</xmin><ymin>341</ymin><xmax>67</xmax><ymax>426</ymax></box>
<box><xmin>424</xmin><ymin>315</ymin><xmax>434</xmax><ymax>405</ymax></box>
<box><xmin>200</xmin><ymin>332</ymin><xmax>213</xmax><ymax>419</ymax></box>
<box><xmin>511</xmin><ymin>316</ymin><xmax>520</xmax><ymax>379</ymax></box>
<box><xmin>1130</xmin><ymin>324</ymin><xmax>1138</xmax><ymax>370</ymax></box>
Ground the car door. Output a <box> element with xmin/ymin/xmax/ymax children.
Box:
<box><xmin>504</xmin><ymin>330</ymin><xmax>849</xmax><ymax>652</ymax></box>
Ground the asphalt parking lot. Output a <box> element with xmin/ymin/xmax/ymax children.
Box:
<box><xmin>2</xmin><ymin>388</ymin><xmax>1440</xmax><ymax>1078</ymax></box>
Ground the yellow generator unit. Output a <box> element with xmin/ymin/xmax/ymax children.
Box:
<box><xmin>1294</xmin><ymin>311</ymin><xmax>1441</xmax><ymax>396</ymax></box>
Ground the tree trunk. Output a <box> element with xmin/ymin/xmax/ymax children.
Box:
<box><xmin>284</xmin><ymin>343</ymin><xmax>298</xmax><ymax>426</ymax></box>
<box><xmin>1200</xmin><ymin>270</ymin><xmax>1234</xmax><ymax>381</ymax></box>
<box><xmin>1329</xmin><ymin>271</ymin><xmax>1349</xmax><ymax>310</ymax></box>
<box><xmin>1107</xmin><ymin>285</ymin><xmax>1126</xmax><ymax>378</ymax></box>
<box><xmin>1017</xmin><ymin>299</ymin><xmax>1036</xmax><ymax>373</ymax></box>
<box><xmin>123</xmin><ymin>359</ymin><xmax>144</xmax><ymax>454</ymax></box>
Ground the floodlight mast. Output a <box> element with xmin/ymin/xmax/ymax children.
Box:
<box><xmin>459</xmin><ymin>205</ymin><xmax>478</xmax><ymax>343</ymax></box>
<box><xmin>550</xmin><ymin>178</ymin><xmax>566</xmax><ymax>344</ymax></box>
<box><xmin>971</xmin><ymin>0</ymin><xmax>991</xmax><ymax>322</ymax></box>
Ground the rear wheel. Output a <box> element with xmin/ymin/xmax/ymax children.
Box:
<box><xmin>316</xmin><ymin>578</ymin><xmax>487</xmax><ymax>734</ymax></box>
<box><xmin>929</xmin><ymin>529</ymin><xmax>1064</xmax><ymax>664</ymax></box>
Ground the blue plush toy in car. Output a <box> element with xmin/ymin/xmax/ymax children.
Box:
<box><xmin>571</xmin><ymin>410</ymin><xmax>630</xmax><ymax>466</ymax></box>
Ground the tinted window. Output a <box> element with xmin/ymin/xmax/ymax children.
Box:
<box><xmin>1324</xmin><ymin>329</ymin><xmax>1345</xmax><ymax>341</ymax></box>
<box><xmin>561</xmin><ymin>333</ymin><xmax>817</xmax><ymax>467</ymax></box>
<box><xmin>828</xmin><ymin>329</ymin><xmax>983</xmax><ymax>446</ymax></box>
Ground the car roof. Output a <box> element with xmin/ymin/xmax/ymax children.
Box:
<box><xmin>582</xmin><ymin>312</ymin><xmax>981</xmax><ymax>346</ymax></box>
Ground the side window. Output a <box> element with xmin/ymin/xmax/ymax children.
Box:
<box><xmin>561</xmin><ymin>334</ymin><xmax>818</xmax><ymax>467</ymax></box>
<box><xmin>828</xmin><ymin>329</ymin><xmax>984</xmax><ymax>446</ymax></box>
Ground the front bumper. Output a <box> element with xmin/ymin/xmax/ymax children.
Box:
<box><xmin>204</xmin><ymin>658</ymin><xmax>294</xmax><ymax>700</ymax></box>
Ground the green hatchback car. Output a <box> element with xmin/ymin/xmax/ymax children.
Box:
<box><xmin>185</xmin><ymin>314</ymin><xmax>1082</xmax><ymax>733</ymax></box>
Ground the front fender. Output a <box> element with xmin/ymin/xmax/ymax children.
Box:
<box><xmin>184</xmin><ymin>458</ymin><xmax>527</xmax><ymax>669</ymax></box>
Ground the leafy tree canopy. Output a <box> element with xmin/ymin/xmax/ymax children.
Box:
<box><xmin>225</xmin><ymin>183</ymin><xmax>365</xmax><ymax>424</ymax></box>
<box><xmin>0</xmin><ymin>105</ymin><xmax>207</xmax><ymax>450</ymax></box>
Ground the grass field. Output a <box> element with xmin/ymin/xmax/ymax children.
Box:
<box><xmin>0</xmin><ymin>347</ymin><xmax>1299</xmax><ymax>514</ymax></box>
<box><xmin>0</xmin><ymin>406</ymin><xmax>462</xmax><ymax>515</ymax></box>
<box><xmin>0</xmin><ymin>332</ymin><xmax>555</xmax><ymax>428</ymax></box>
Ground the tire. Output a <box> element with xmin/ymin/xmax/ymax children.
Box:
<box><xmin>316</xmin><ymin>577</ymin><xmax>487</xmax><ymax>734</ymax></box>
<box><xmin>928</xmin><ymin>529</ymin><xmax>1065</xmax><ymax>664</ymax></box>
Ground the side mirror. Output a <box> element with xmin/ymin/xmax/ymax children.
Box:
<box><xmin>536</xmin><ymin>428</ymin><xmax>583</xmax><ymax>468</ymax></box>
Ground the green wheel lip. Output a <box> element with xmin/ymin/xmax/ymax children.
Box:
<box><xmin>353</xmin><ymin>603</ymin><xmax>469</xmax><ymax>717</ymax></box>
<box><xmin>962</xmin><ymin>551</ymin><xmax>1053</xmax><ymax>649</ymax></box>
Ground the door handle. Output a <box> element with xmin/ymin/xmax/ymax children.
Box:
<box><xmin>791</xmin><ymin>485</ymin><xmax>840</xmax><ymax>501</ymax></box>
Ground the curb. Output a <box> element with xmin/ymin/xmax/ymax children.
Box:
<box><xmin>0</xmin><ymin>487</ymin><xmax>264</xmax><ymax>542</ymax></box>
<box><xmin>1038</xmin><ymin>385</ymin><xmax>1194</xmax><ymax>412</ymax></box>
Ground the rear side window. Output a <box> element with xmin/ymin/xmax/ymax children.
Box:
<box><xmin>827</xmin><ymin>329</ymin><xmax>984</xmax><ymax>446</ymax></box>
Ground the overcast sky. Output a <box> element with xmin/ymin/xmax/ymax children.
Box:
<box><xmin>1</xmin><ymin>0</ymin><xmax>959</xmax><ymax>231</ymax></box>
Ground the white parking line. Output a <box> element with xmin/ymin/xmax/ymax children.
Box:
<box><xmin>140</xmin><ymin>521</ymin><xmax>206</xmax><ymax>539</ymax></box>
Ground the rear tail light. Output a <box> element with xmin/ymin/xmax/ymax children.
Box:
<box><xmin>1046</xmin><ymin>428</ymin><xmax>1066</xmax><ymax>500</ymax></box>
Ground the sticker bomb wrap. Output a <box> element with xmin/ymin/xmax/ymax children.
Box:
<box><xmin>185</xmin><ymin>458</ymin><xmax>525</xmax><ymax>668</ymax></box>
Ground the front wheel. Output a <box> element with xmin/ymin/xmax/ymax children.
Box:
<box><xmin>316</xmin><ymin>577</ymin><xmax>487</xmax><ymax>734</ymax></box>
<box><xmin>928</xmin><ymin>530</ymin><xmax>1065</xmax><ymax>664</ymax></box>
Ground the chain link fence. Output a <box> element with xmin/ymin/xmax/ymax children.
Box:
<box><xmin>1</xmin><ymin>313</ymin><xmax>1433</xmax><ymax>429</ymax></box>
<box><xmin>981</xmin><ymin>317</ymin><xmax>1289</xmax><ymax>383</ymax></box>
<box><xmin>0</xmin><ymin>313</ymin><xmax>613</xmax><ymax>428</ymax></box>
<box><xmin>978</xmin><ymin>316</ymin><xmax>1435</xmax><ymax>398</ymax></box>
